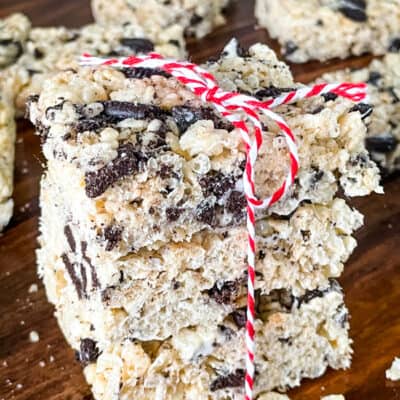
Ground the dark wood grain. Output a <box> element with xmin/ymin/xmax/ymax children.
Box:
<box><xmin>0</xmin><ymin>1</ymin><xmax>399</xmax><ymax>399</ymax></box>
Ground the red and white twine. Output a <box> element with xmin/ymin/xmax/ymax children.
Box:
<box><xmin>80</xmin><ymin>53</ymin><xmax>367</xmax><ymax>400</ymax></box>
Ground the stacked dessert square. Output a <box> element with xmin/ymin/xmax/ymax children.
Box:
<box><xmin>29</xmin><ymin>40</ymin><xmax>382</xmax><ymax>399</ymax></box>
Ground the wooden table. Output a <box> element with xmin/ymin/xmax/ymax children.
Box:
<box><xmin>0</xmin><ymin>1</ymin><xmax>399</xmax><ymax>399</ymax></box>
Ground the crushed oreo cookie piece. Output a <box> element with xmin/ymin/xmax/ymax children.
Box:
<box><xmin>45</xmin><ymin>101</ymin><xmax>66</xmax><ymax>121</ymax></box>
<box><xmin>255</xmin><ymin>86</ymin><xmax>295</xmax><ymax>100</ymax></box>
<box><xmin>64</xmin><ymin>225</ymin><xmax>76</xmax><ymax>252</ymax></box>
<box><xmin>338</xmin><ymin>0</ymin><xmax>367</xmax><ymax>22</ymax></box>
<box><xmin>85</xmin><ymin>142</ymin><xmax>145</xmax><ymax>198</ymax></box>
<box><xmin>226</xmin><ymin>190</ymin><xmax>247</xmax><ymax>220</ymax></box>
<box><xmin>366</xmin><ymin>135</ymin><xmax>398</xmax><ymax>154</ymax></box>
<box><xmin>310</xmin><ymin>168</ymin><xmax>324</xmax><ymax>189</ymax></box>
<box><xmin>210</xmin><ymin>369</ymin><xmax>245</xmax><ymax>391</ymax></box>
<box><xmin>208</xmin><ymin>280</ymin><xmax>239</xmax><ymax>304</ymax></box>
<box><xmin>81</xmin><ymin>241</ymin><xmax>101</xmax><ymax>290</ymax></box>
<box><xmin>102</xmin><ymin>101</ymin><xmax>167</xmax><ymax>121</ymax></box>
<box><xmin>190</xmin><ymin>13</ymin><xmax>203</xmax><ymax>25</ymax></box>
<box><xmin>349</xmin><ymin>102</ymin><xmax>373</xmax><ymax>119</ymax></box>
<box><xmin>297</xmin><ymin>279</ymin><xmax>341</xmax><ymax>308</ymax></box>
<box><xmin>61</xmin><ymin>253</ymin><xmax>84</xmax><ymax>299</ymax></box>
<box><xmin>230</xmin><ymin>308</ymin><xmax>247</xmax><ymax>329</ymax></box>
<box><xmin>322</xmin><ymin>92</ymin><xmax>339</xmax><ymax>102</ymax></box>
<box><xmin>119</xmin><ymin>38</ymin><xmax>154</xmax><ymax>53</ymax></box>
<box><xmin>172</xmin><ymin>105</ymin><xmax>233</xmax><ymax>135</ymax></box>
<box><xmin>367</xmin><ymin>71</ymin><xmax>382</xmax><ymax>86</ymax></box>
<box><xmin>0</xmin><ymin>39</ymin><xmax>23</xmax><ymax>64</ymax></box>
<box><xmin>76</xmin><ymin>338</ymin><xmax>100</xmax><ymax>366</ymax></box>
<box><xmin>388</xmin><ymin>37</ymin><xmax>400</xmax><ymax>52</ymax></box>
<box><xmin>195</xmin><ymin>200</ymin><xmax>217</xmax><ymax>226</ymax></box>
<box><xmin>121</xmin><ymin>67</ymin><xmax>172</xmax><ymax>79</ymax></box>
<box><xmin>284</xmin><ymin>40</ymin><xmax>299</xmax><ymax>56</ymax></box>
<box><xmin>199</xmin><ymin>170</ymin><xmax>235</xmax><ymax>199</ymax></box>
<box><xmin>166</xmin><ymin>207</ymin><xmax>182</xmax><ymax>222</ymax></box>
<box><xmin>103</xmin><ymin>224</ymin><xmax>123</xmax><ymax>251</ymax></box>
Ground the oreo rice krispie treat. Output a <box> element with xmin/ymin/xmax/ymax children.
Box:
<box><xmin>0</xmin><ymin>13</ymin><xmax>31</xmax><ymax>69</ymax></box>
<box><xmin>91</xmin><ymin>0</ymin><xmax>229</xmax><ymax>39</ymax></box>
<box><xmin>317</xmin><ymin>53</ymin><xmax>400</xmax><ymax>174</ymax></box>
<box><xmin>29</xmin><ymin>40</ymin><xmax>381</xmax><ymax>398</ymax></box>
<box><xmin>0</xmin><ymin>72</ymin><xmax>17</xmax><ymax>230</ymax></box>
<box><xmin>0</xmin><ymin>13</ymin><xmax>31</xmax><ymax>230</ymax></box>
<box><xmin>255</xmin><ymin>0</ymin><xmax>400</xmax><ymax>63</ymax></box>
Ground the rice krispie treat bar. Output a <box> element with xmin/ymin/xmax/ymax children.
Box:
<box><xmin>0</xmin><ymin>75</ymin><xmax>17</xmax><ymax>230</ymax></box>
<box><xmin>84</xmin><ymin>284</ymin><xmax>351</xmax><ymax>400</ymax></box>
<box><xmin>38</xmin><ymin>171</ymin><xmax>362</xmax><ymax>343</ymax></box>
<box><xmin>255</xmin><ymin>0</ymin><xmax>400</xmax><ymax>63</ymax></box>
<box><xmin>92</xmin><ymin>0</ymin><xmax>229</xmax><ymax>39</ymax></box>
<box><xmin>317</xmin><ymin>53</ymin><xmax>400</xmax><ymax>174</ymax></box>
<box><xmin>28</xmin><ymin>40</ymin><xmax>381</xmax><ymax>257</ymax></box>
<box><xmin>30</xmin><ymin>41</ymin><xmax>380</xmax><ymax>398</ymax></box>
<box><xmin>0</xmin><ymin>13</ymin><xmax>31</xmax><ymax>68</ymax></box>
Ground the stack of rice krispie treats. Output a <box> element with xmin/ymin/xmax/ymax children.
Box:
<box><xmin>28</xmin><ymin>39</ymin><xmax>382</xmax><ymax>399</ymax></box>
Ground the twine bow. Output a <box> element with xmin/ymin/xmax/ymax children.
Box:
<box><xmin>80</xmin><ymin>52</ymin><xmax>367</xmax><ymax>400</ymax></box>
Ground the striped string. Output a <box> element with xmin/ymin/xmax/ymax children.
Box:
<box><xmin>80</xmin><ymin>52</ymin><xmax>367</xmax><ymax>400</ymax></box>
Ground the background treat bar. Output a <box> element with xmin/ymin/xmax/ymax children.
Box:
<box><xmin>0</xmin><ymin>13</ymin><xmax>185</xmax><ymax>114</ymax></box>
<box><xmin>91</xmin><ymin>0</ymin><xmax>230</xmax><ymax>39</ymax></box>
<box><xmin>316</xmin><ymin>53</ymin><xmax>400</xmax><ymax>174</ymax></box>
<box><xmin>0</xmin><ymin>13</ymin><xmax>31</xmax><ymax>230</ymax></box>
<box><xmin>0</xmin><ymin>13</ymin><xmax>31</xmax><ymax>68</ymax></box>
<box><xmin>31</xmin><ymin>41</ymin><xmax>381</xmax><ymax>398</ymax></box>
<box><xmin>0</xmin><ymin>74</ymin><xmax>17</xmax><ymax>230</ymax></box>
<box><xmin>255</xmin><ymin>0</ymin><xmax>400</xmax><ymax>63</ymax></box>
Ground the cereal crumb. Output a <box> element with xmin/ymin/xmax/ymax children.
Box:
<box><xmin>28</xmin><ymin>284</ymin><xmax>38</xmax><ymax>293</ymax></box>
<box><xmin>20</xmin><ymin>320</ymin><xmax>25</xmax><ymax>326</ymax></box>
<box><xmin>49</xmin><ymin>356</ymin><xmax>55</xmax><ymax>362</ymax></box>
<box><xmin>386</xmin><ymin>357</ymin><xmax>400</xmax><ymax>381</ymax></box>
<box><xmin>16</xmin><ymin>383</ymin><xmax>23</xmax><ymax>390</ymax></box>
<box><xmin>29</xmin><ymin>331</ymin><xmax>40</xmax><ymax>343</ymax></box>
<box><xmin>2</xmin><ymin>361</ymin><xmax>7</xmax><ymax>367</ymax></box>
<box><xmin>39</xmin><ymin>361</ymin><xmax>46</xmax><ymax>368</ymax></box>
<box><xmin>321</xmin><ymin>396</ymin><xmax>345</xmax><ymax>400</ymax></box>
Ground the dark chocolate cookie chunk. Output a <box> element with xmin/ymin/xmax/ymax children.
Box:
<box><xmin>338</xmin><ymin>0</ymin><xmax>367</xmax><ymax>23</ymax></box>
<box><xmin>76</xmin><ymin>338</ymin><xmax>100</xmax><ymax>365</ymax></box>
<box><xmin>208</xmin><ymin>280</ymin><xmax>240</xmax><ymax>304</ymax></box>
<box><xmin>210</xmin><ymin>369</ymin><xmax>245</xmax><ymax>391</ymax></box>
<box><xmin>366</xmin><ymin>135</ymin><xmax>398</xmax><ymax>154</ymax></box>
<box><xmin>85</xmin><ymin>143</ymin><xmax>145</xmax><ymax>198</ymax></box>
<box><xmin>119</xmin><ymin>38</ymin><xmax>154</xmax><ymax>53</ymax></box>
<box><xmin>172</xmin><ymin>105</ymin><xmax>233</xmax><ymax>135</ymax></box>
